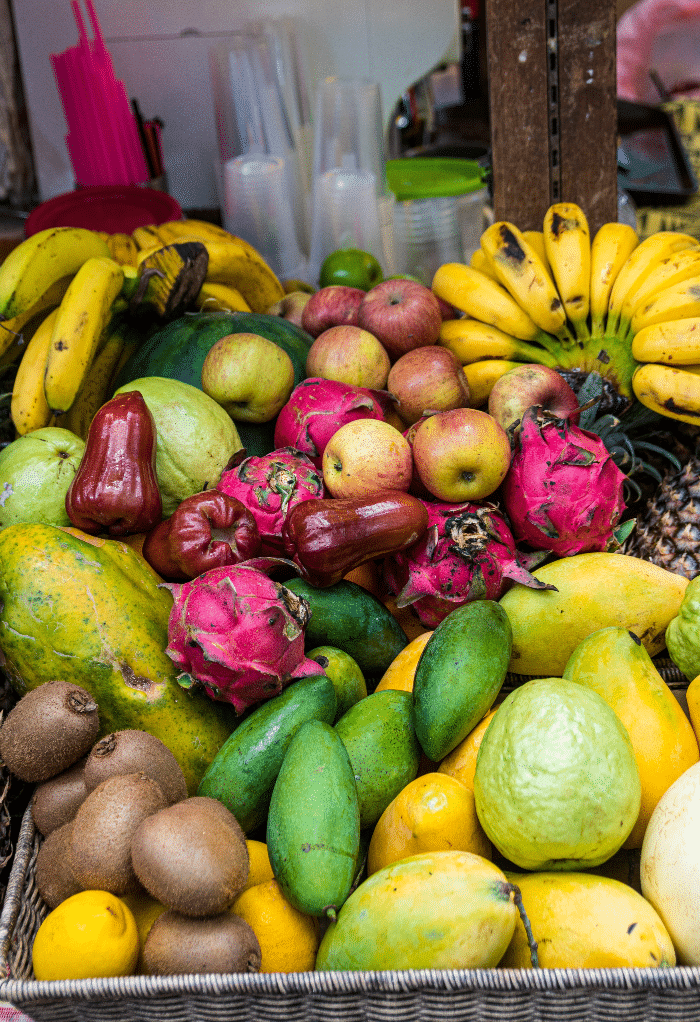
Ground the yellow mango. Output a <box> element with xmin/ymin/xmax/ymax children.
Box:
<box><xmin>501</xmin><ymin>871</ymin><xmax>676</xmax><ymax>969</ymax></box>
<box><xmin>499</xmin><ymin>552</ymin><xmax>688</xmax><ymax>677</ymax></box>
<box><xmin>563</xmin><ymin>626</ymin><xmax>699</xmax><ymax>848</ymax></box>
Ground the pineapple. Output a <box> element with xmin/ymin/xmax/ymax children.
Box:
<box><xmin>623</xmin><ymin>454</ymin><xmax>700</xmax><ymax>578</ymax></box>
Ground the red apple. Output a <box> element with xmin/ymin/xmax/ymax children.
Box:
<box><xmin>487</xmin><ymin>364</ymin><xmax>579</xmax><ymax>433</ymax></box>
<box><xmin>266</xmin><ymin>290</ymin><xmax>313</xmax><ymax>329</ymax></box>
<box><xmin>301</xmin><ymin>285</ymin><xmax>366</xmax><ymax>337</ymax></box>
<box><xmin>356</xmin><ymin>279</ymin><xmax>443</xmax><ymax>361</ymax></box>
<box><xmin>388</xmin><ymin>345</ymin><xmax>471</xmax><ymax>426</ymax></box>
<box><xmin>411</xmin><ymin>407</ymin><xmax>512</xmax><ymax>502</ymax></box>
<box><xmin>322</xmin><ymin>419</ymin><xmax>413</xmax><ymax>499</ymax></box>
<box><xmin>306</xmin><ymin>325</ymin><xmax>390</xmax><ymax>389</ymax></box>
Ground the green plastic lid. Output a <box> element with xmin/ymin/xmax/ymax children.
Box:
<box><xmin>386</xmin><ymin>157</ymin><xmax>486</xmax><ymax>201</ymax></box>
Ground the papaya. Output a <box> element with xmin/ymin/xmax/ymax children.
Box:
<box><xmin>315</xmin><ymin>850</ymin><xmax>517</xmax><ymax>970</ymax></box>
<box><xmin>563</xmin><ymin>626</ymin><xmax>700</xmax><ymax>849</ymax></box>
<box><xmin>0</xmin><ymin>523</ymin><xmax>235</xmax><ymax>794</ymax></box>
<box><xmin>499</xmin><ymin>551</ymin><xmax>689</xmax><ymax>677</ymax></box>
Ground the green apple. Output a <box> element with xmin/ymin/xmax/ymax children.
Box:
<box><xmin>0</xmin><ymin>426</ymin><xmax>86</xmax><ymax>528</ymax></box>
<box><xmin>319</xmin><ymin>248</ymin><xmax>384</xmax><ymax>290</ymax></box>
<box><xmin>201</xmin><ymin>332</ymin><xmax>296</xmax><ymax>423</ymax></box>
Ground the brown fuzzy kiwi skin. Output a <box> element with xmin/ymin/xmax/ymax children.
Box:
<box><xmin>31</xmin><ymin>758</ymin><xmax>89</xmax><ymax>837</ymax></box>
<box><xmin>0</xmin><ymin>681</ymin><xmax>99</xmax><ymax>782</ymax></box>
<box><xmin>69</xmin><ymin>772</ymin><xmax>168</xmax><ymax>896</ymax></box>
<box><xmin>83</xmin><ymin>730</ymin><xmax>187</xmax><ymax>806</ymax></box>
<box><xmin>35</xmin><ymin>822</ymin><xmax>82</xmax><ymax>909</ymax></box>
<box><xmin>142</xmin><ymin>910</ymin><xmax>261</xmax><ymax>975</ymax></box>
<box><xmin>130</xmin><ymin>797</ymin><xmax>250</xmax><ymax>917</ymax></box>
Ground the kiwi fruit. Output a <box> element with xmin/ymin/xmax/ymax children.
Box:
<box><xmin>0</xmin><ymin>680</ymin><xmax>99</xmax><ymax>782</ymax></box>
<box><xmin>31</xmin><ymin>757</ymin><xmax>89</xmax><ymax>836</ymax></box>
<box><xmin>142</xmin><ymin>910</ymin><xmax>261</xmax><ymax>975</ymax></box>
<box><xmin>35</xmin><ymin>822</ymin><xmax>82</xmax><ymax>908</ymax></box>
<box><xmin>131</xmin><ymin>797</ymin><xmax>250</xmax><ymax>917</ymax></box>
<box><xmin>83</xmin><ymin>730</ymin><xmax>187</xmax><ymax>805</ymax></box>
<box><xmin>69</xmin><ymin>772</ymin><xmax>168</xmax><ymax>895</ymax></box>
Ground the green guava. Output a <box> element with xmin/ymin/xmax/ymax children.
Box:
<box><xmin>0</xmin><ymin>427</ymin><xmax>85</xmax><ymax>528</ymax></box>
<box><xmin>113</xmin><ymin>377</ymin><xmax>243</xmax><ymax>516</ymax></box>
<box><xmin>666</xmin><ymin>577</ymin><xmax>700</xmax><ymax>681</ymax></box>
<box><xmin>473</xmin><ymin>677</ymin><xmax>641</xmax><ymax>871</ymax></box>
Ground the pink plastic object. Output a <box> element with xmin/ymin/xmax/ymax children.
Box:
<box><xmin>617</xmin><ymin>0</ymin><xmax>700</xmax><ymax>103</ymax></box>
<box><xmin>50</xmin><ymin>0</ymin><xmax>150</xmax><ymax>187</ymax></box>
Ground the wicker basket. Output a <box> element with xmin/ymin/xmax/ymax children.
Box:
<box><xmin>1</xmin><ymin>664</ymin><xmax>700</xmax><ymax>1021</ymax></box>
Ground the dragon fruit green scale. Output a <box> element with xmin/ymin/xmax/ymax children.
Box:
<box><xmin>163</xmin><ymin>563</ymin><xmax>320</xmax><ymax>714</ymax></box>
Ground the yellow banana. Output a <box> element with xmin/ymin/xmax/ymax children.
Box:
<box><xmin>469</xmin><ymin>247</ymin><xmax>498</xmax><ymax>279</ymax></box>
<box><xmin>437</xmin><ymin>316</ymin><xmax>557</xmax><ymax>366</ymax></box>
<box><xmin>43</xmin><ymin>257</ymin><xmax>125</xmax><ymax>415</ymax></box>
<box><xmin>155</xmin><ymin>218</ymin><xmax>235</xmax><ymax>244</ymax></box>
<box><xmin>432</xmin><ymin>263</ymin><xmax>555</xmax><ymax>346</ymax></box>
<box><xmin>542</xmin><ymin>202</ymin><xmax>591</xmax><ymax>340</ymax></box>
<box><xmin>200</xmin><ymin>240</ymin><xmax>284</xmax><ymax>312</ymax></box>
<box><xmin>462</xmin><ymin>359</ymin><xmax>521</xmax><ymax>406</ymax></box>
<box><xmin>606</xmin><ymin>231</ymin><xmax>699</xmax><ymax>337</ymax></box>
<box><xmin>521</xmin><ymin>230</ymin><xmax>550</xmax><ymax>272</ymax></box>
<box><xmin>10</xmin><ymin>307</ymin><xmax>60</xmax><ymax>435</ymax></box>
<box><xmin>589</xmin><ymin>222</ymin><xmax>639</xmax><ymax>337</ymax></box>
<box><xmin>632</xmin><ymin>317</ymin><xmax>700</xmax><ymax>365</ymax></box>
<box><xmin>59</xmin><ymin>323</ymin><xmax>130</xmax><ymax>439</ymax></box>
<box><xmin>0</xmin><ymin>227</ymin><xmax>112</xmax><ymax>321</ymax></box>
<box><xmin>195</xmin><ymin>280</ymin><xmax>252</xmax><ymax>313</ymax></box>
<box><xmin>630</xmin><ymin>278</ymin><xmax>700</xmax><ymax>335</ymax></box>
<box><xmin>102</xmin><ymin>232</ymin><xmax>140</xmax><ymax>267</ymax></box>
<box><xmin>0</xmin><ymin>274</ymin><xmax>74</xmax><ymax>363</ymax></box>
<box><xmin>132</xmin><ymin>224</ymin><xmax>167</xmax><ymax>250</ymax></box>
<box><xmin>618</xmin><ymin>249</ymin><xmax>700</xmax><ymax>339</ymax></box>
<box><xmin>480</xmin><ymin>221</ymin><xmax>569</xmax><ymax>339</ymax></box>
<box><xmin>632</xmin><ymin>361</ymin><xmax>700</xmax><ymax>426</ymax></box>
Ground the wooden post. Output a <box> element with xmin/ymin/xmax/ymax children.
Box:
<box><xmin>486</xmin><ymin>0</ymin><xmax>618</xmax><ymax>234</ymax></box>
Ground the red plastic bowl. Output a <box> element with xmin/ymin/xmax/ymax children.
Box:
<box><xmin>24</xmin><ymin>185</ymin><xmax>183</xmax><ymax>237</ymax></box>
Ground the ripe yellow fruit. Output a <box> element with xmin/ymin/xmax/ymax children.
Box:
<box><xmin>367</xmin><ymin>772</ymin><xmax>490</xmax><ymax>875</ymax></box>
<box><xmin>241</xmin><ymin>839</ymin><xmax>275</xmax><ymax>892</ymax></box>
<box><xmin>501</xmin><ymin>871</ymin><xmax>676</xmax><ymax>969</ymax></box>
<box><xmin>374</xmin><ymin>630</ymin><xmax>432</xmax><ymax>693</ymax></box>
<box><xmin>438</xmin><ymin>707</ymin><xmax>498</xmax><ymax>791</ymax></box>
<box><xmin>119</xmin><ymin>891</ymin><xmax>168</xmax><ymax>974</ymax></box>
<box><xmin>230</xmin><ymin>879</ymin><xmax>320</xmax><ymax>973</ymax></box>
<box><xmin>687</xmin><ymin>674</ymin><xmax>700</xmax><ymax>742</ymax></box>
<box><xmin>33</xmin><ymin>889</ymin><xmax>139</xmax><ymax>981</ymax></box>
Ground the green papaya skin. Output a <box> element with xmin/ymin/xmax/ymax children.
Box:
<box><xmin>413</xmin><ymin>600</ymin><xmax>512</xmax><ymax>762</ymax></box>
<box><xmin>0</xmin><ymin>523</ymin><xmax>235</xmax><ymax>794</ymax></box>
<box><xmin>284</xmin><ymin>578</ymin><xmax>408</xmax><ymax>682</ymax></box>
<box><xmin>266</xmin><ymin>719</ymin><xmax>360</xmax><ymax>918</ymax></box>
<box><xmin>197</xmin><ymin>674</ymin><xmax>337</xmax><ymax>833</ymax></box>
<box><xmin>335</xmin><ymin>690</ymin><xmax>421</xmax><ymax>829</ymax></box>
<box><xmin>315</xmin><ymin>850</ymin><xmax>517</xmax><ymax>970</ymax></box>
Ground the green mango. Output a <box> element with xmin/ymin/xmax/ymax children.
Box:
<box><xmin>266</xmin><ymin>719</ymin><xmax>360</xmax><ymax>918</ymax></box>
<box><xmin>306</xmin><ymin>646</ymin><xmax>367</xmax><ymax>720</ymax></box>
<box><xmin>413</xmin><ymin>600</ymin><xmax>512</xmax><ymax>761</ymax></box>
<box><xmin>335</xmin><ymin>690</ymin><xmax>421</xmax><ymax>829</ymax></box>
<box><xmin>316</xmin><ymin>850</ymin><xmax>517</xmax><ymax>970</ymax></box>
<box><xmin>196</xmin><ymin>673</ymin><xmax>337</xmax><ymax>833</ymax></box>
<box><xmin>0</xmin><ymin>523</ymin><xmax>235</xmax><ymax>794</ymax></box>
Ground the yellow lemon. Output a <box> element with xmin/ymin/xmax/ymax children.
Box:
<box><xmin>501</xmin><ymin>871</ymin><xmax>676</xmax><ymax>968</ymax></box>
<box><xmin>367</xmin><ymin>771</ymin><xmax>491</xmax><ymax>875</ymax></box>
<box><xmin>374</xmin><ymin>630</ymin><xmax>433</xmax><ymax>693</ymax></box>
<box><xmin>32</xmin><ymin>889</ymin><xmax>139</xmax><ymax>981</ymax></box>
<box><xmin>241</xmin><ymin>839</ymin><xmax>275</xmax><ymax>892</ymax></box>
<box><xmin>438</xmin><ymin>706</ymin><xmax>498</xmax><ymax>790</ymax></box>
<box><xmin>119</xmin><ymin>891</ymin><xmax>168</xmax><ymax>974</ymax></box>
<box><xmin>231</xmin><ymin>879</ymin><xmax>320</xmax><ymax>972</ymax></box>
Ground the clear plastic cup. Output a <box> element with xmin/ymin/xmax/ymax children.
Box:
<box><xmin>223</xmin><ymin>154</ymin><xmax>306</xmax><ymax>282</ymax></box>
<box><xmin>391</xmin><ymin>188</ymin><xmax>487</xmax><ymax>286</ymax></box>
<box><xmin>311</xmin><ymin>77</ymin><xmax>387</xmax><ymax>195</ymax></box>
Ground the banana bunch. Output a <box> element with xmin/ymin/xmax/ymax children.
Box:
<box><xmin>131</xmin><ymin>218</ymin><xmax>284</xmax><ymax>314</ymax></box>
<box><xmin>433</xmin><ymin>202</ymin><xmax>700</xmax><ymax>418</ymax></box>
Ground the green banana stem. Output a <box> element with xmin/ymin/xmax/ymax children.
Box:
<box><xmin>552</xmin><ymin>332</ymin><xmax>639</xmax><ymax>398</ymax></box>
<box><xmin>512</xmin><ymin>338</ymin><xmax>560</xmax><ymax>367</ymax></box>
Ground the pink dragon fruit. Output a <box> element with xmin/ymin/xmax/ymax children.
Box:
<box><xmin>163</xmin><ymin>562</ymin><xmax>321</xmax><ymax>713</ymax></box>
<box><xmin>217</xmin><ymin>447</ymin><xmax>324</xmax><ymax>555</ymax></box>
<box><xmin>273</xmin><ymin>377</ymin><xmax>387</xmax><ymax>468</ymax></box>
<box><xmin>382</xmin><ymin>499</ymin><xmax>553</xmax><ymax>629</ymax></box>
<box><xmin>500</xmin><ymin>406</ymin><xmax>627</xmax><ymax>557</ymax></box>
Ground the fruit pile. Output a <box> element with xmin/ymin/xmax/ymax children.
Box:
<box><xmin>1</xmin><ymin>206</ymin><xmax>700</xmax><ymax>978</ymax></box>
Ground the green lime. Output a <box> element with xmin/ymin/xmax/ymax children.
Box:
<box><xmin>307</xmin><ymin>646</ymin><xmax>367</xmax><ymax>720</ymax></box>
<box><xmin>473</xmin><ymin>677</ymin><xmax>641</xmax><ymax>871</ymax></box>
<box><xmin>319</xmin><ymin>248</ymin><xmax>383</xmax><ymax>290</ymax></box>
